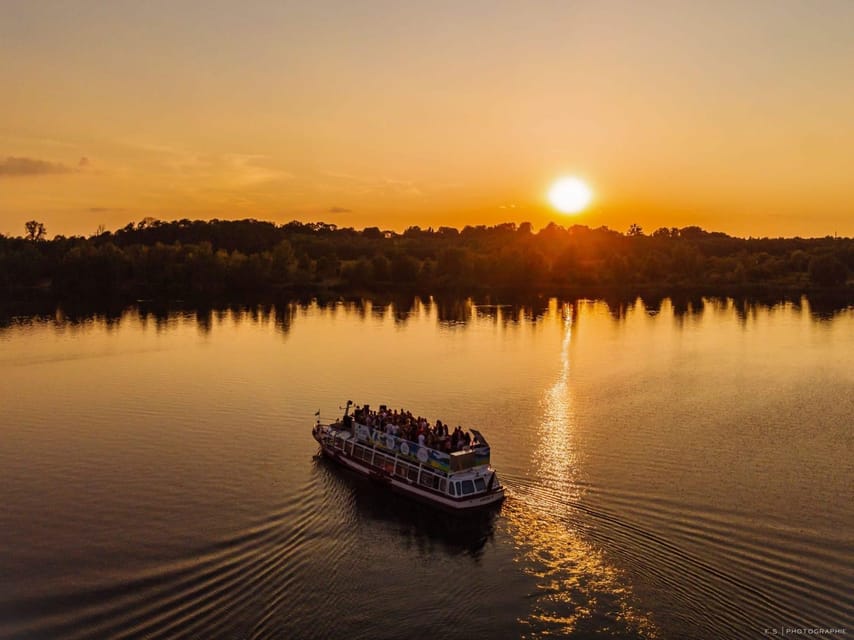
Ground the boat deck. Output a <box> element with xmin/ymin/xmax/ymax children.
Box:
<box><xmin>314</xmin><ymin>420</ymin><xmax>503</xmax><ymax>509</ymax></box>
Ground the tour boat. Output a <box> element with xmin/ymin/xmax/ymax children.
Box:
<box><xmin>312</xmin><ymin>402</ymin><xmax>505</xmax><ymax>511</ymax></box>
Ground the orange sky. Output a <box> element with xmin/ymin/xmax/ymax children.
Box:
<box><xmin>2</xmin><ymin>1</ymin><xmax>853</xmax><ymax>238</ymax></box>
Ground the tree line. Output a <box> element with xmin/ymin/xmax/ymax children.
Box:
<box><xmin>1</xmin><ymin>217</ymin><xmax>851</xmax><ymax>299</ymax></box>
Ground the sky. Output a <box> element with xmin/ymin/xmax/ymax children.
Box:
<box><xmin>2</xmin><ymin>0</ymin><xmax>853</xmax><ymax>238</ymax></box>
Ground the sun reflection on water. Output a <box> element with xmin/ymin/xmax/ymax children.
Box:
<box><xmin>538</xmin><ymin>301</ymin><xmax>580</xmax><ymax>504</ymax></box>
<box><xmin>505</xmin><ymin>301</ymin><xmax>659</xmax><ymax>638</ymax></box>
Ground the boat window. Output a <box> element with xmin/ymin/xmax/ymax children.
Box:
<box><xmin>474</xmin><ymin>477</ymin><xmax>486</xmax><ymax>492</ymax></box>
<box><xmin>439</xmin><ymin>479</ymin><xmax>446</xmax><ymax>493</ymax></box>
<box><xmin>449</xmin><ymin>482</ymin><xmax>456</xmax><ymax>496</ymax></box>
<box><xmin>461</xmin><ymin>480</ymin><xmax>475</xmax><ymax>495</ymax></box>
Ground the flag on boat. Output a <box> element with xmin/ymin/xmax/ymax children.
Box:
<box><xmin>315</xmin><ymin>410</ymin><xmax>321</xmax><ymax>416</ymax></box>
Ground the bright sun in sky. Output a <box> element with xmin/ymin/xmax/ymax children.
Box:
<box><xmin>548</xmin><ymin>177</ymin><xmax>593</xmax><ymax>215</ymax></box>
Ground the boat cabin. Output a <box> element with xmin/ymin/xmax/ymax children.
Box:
<box><xmin>319</xmin><ymin>420</ymin><xmax>496</xmax><ymax>500</ymax></box>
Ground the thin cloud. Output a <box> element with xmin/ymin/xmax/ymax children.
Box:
<box><xmin>0</xmin><ymin>156</ymin><xmax>74</xmax><ymax>177</ymax></box>
<box><xmin>382</xmin><ymin>177</ymin><xmax>422</xmax><ymax>197</ymax></box>
<box><xmin>328</xmin><ymin>206</ymin><xmax>352</xmax><ymax>213</ymax></box>
<box><xmin>117</xmin><ymin>140</ymin><xmax>292</xmax><ymax>187</ymax></box>
<box><xmin>320</xmin><ymin>170</ymin><xmax>424</xmax><ymax>197</ymax></box>
<box><xmin>89</xmin><ymin>207</ymin><xmax>125</xmax><ymax>213</ymax></box>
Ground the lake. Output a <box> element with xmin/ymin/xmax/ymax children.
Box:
<box><xmin>0</xmin><ymin>296</ymin><xmax>851</xmax><ymax>639</ymax></box>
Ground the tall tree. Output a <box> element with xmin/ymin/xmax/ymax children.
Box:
<box><xmin>24</xmin><ymin>220</ymin><xmax>47</xmax><ymax>241</ymax></box>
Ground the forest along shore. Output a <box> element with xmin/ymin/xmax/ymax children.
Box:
<box><xmin>2</xmin><ymin>218</ymin><xmax>852</xmax><ymax>300</ymax></box>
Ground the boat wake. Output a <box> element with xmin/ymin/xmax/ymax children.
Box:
<box><xmin>501</xmin><ymin>472</ymin><xmax>853</xmax><ymax>640</ymax></box>
<box><xmin>1</xmin><ymin>475</ymin><xmax>340</xmax><ymax>640</ymax></box>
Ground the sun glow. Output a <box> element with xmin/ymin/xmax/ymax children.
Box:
<box><xmin>548</xmin><ymin>177</ymin><xmax>593</xmax><ymax>214</ymax></box>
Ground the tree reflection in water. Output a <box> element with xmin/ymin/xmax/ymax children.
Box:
<box><xmin>1</xmin><ymin>293</ymin><xmax>851</xmax><ymax>332</ymax></box>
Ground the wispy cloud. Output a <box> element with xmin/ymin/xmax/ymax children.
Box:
<box><xmin>381</xmin><ymin>176</ymin><xmax>422</xmax><ymax>197</ymax></box>
<box><xmin>223</xmin><ymin>154</ymin><xmax>293</xmax><ymax>187</ymax></box>
<box><xmin>117</xmin><ymin>140</ymin><xmax>293</xmax><ymax>188</ymax></box>
<box><xmin>320</xmin><ymin>170</ymin><xmax>423</xmax><ymax>197</ymax></box>
<box><xmin>328</xmin><ymin>206</ymin><xmax>352</xmax><ymax>213</ymax></box>
<box><xmin>89</xmin><ymin>207</ymin><xmax>125</xmax><ymax>213</ymax></box>
<box><xmin>0</xmin><ymin>156</ymin><xmax>74</xmax><ymax>177</ymax></box>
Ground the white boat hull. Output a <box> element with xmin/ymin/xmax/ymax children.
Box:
<box><xmin>316</xmin><ymin>435</ymin><xmax>505</xmax><ymax>512</ymax></box>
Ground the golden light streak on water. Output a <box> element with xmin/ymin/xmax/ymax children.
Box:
<box><xmin>507</xmin><ymin>301</ymin><xmax>659</xmax><ymax>638</ymax></box>
<box><xmin>537</xmin><ymin>301</ymin><xmax>580</xmax><ymax>505</ymax></box>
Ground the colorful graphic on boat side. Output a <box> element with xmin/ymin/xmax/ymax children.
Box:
<box><xmin>354</xmin><ymin>423</ymin><xmax>451</xmax><ymax>473</ymax></box>
<box><xmin>473</xmin><ymin>447</ymin><xmax>491</xmax><ymax>467</ymax></box>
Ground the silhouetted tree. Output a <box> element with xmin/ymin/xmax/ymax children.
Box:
<box><xmin>808</xmin><ymin>255</ymin><xmax>847</xmax><ymax>286</ymax></box>
<box><xmin>25</xmin><ymin>220</ymin><xmax>47</xmax><ymax>242</ymax></box>
<box><xmin>341</xmin><ymin>258</ymin><xmax>373</xmax><ymax>287</ymax></box>
<box><xmin>372</xmin><ymin>254</ymin><xmax>391</xmax><ymax>281</ymax></box>
<box><xmin>390</xmin><ymin>254</ymin><xmax>420</xmax><ymax>283</ymax></box>
<box><xmin>0</xmin><ymin>217</ymin><xmax>851</xmax><ymax>298</ymax></box>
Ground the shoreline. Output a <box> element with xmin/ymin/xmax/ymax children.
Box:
<box><xmin>2</xmin><ymin>284</ymin><xmax>852</xmax><ymax>325</ymax></box>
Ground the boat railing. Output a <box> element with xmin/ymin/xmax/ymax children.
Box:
<box><xmin>323</xmin><ymin>428</ymin><xmax>450</xmax><ymax>492</ymax></box>
<box><xmin>347</xmin><ymin>422</ymin><xmax>490</xmax><ymax>473</ymax></box>
<box><xmin>322</xmin><ymin>420</ymin><xmax>491</xmax><ymax>471</ymax></box>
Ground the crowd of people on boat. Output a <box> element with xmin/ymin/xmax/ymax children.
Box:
<box><xmin>350</xmin><ymin>404</ymin><xmax>477</xmax><ymax>453</ymax></box>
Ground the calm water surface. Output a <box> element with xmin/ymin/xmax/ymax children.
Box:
<box><xmin>1</xmin><ymin>298</ymin><xmax>852</xmax><ymax>639</ymax></box>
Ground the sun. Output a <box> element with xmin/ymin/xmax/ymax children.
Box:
<box><xmin>548</xmin><ymin>176</ymin><xmax>593</xmax><ymax>214</ymax></box>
